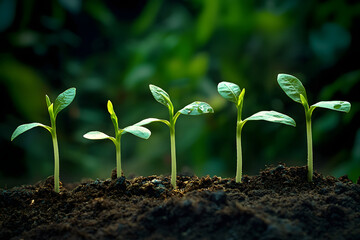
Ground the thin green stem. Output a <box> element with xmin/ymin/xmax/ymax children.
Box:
<box><xmin>49</xmin><ymin>106</ymin><xmax>60</xmax><ymax>193</ymax></box>
<box><xmin>116</xmin><ymin>137</ymin><xmax>121</xmax><ymax>178</ymax></box>
<box><xmin>170</xmin><ymin>126</ymin><xmax>177</xmax><ymax>188</ymax></box>
<box><xmin>52</xmin><ymin>131</ymin><xmax>60</xmax><ymax>193</ymax></box>
<box><xmin>236</xmin><ymin>123</ymin><xmax>243</xmax><ymax>183</ymax></box>
<box><xmin>235</xmin><ymin>99</ymin><xmax>243</xmax><ymax>183</ymax></box>
<box><xmin>306</xmin><ymin>116</ymin><xmax>313</xmax><ymax>182</ymax></box>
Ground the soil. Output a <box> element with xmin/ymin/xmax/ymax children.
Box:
<box><xmin>1</xmin><ymin>165</ymin><xmax>360</xmax><ymax>240</ymax></box>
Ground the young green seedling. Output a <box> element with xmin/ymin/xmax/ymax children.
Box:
<box><xmin>83</xmin><ymin>100</ymin><xmax>151</xmax><ymax>178</ymax></box>
<box><xmin>217</xmin><ymin>82</ymin><xmax>296</xmax><ymax>183</ymax></box>
<box><xmin>11</xmin><ymin>88</ymin><xmax>76</xmax><ymax>193</ymax></box>
<box><xmin>135</xmin><ymin>85</ymin><xmax>214</xmax><ymax>188</ymax></box>
<box><xmin>277</xmin><ymin>74</ymin><xmax>351</xmax><ymax>182</ymax></box>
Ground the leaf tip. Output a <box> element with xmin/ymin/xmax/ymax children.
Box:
<box><xmin>277</xmin><ymin>73</ymin><xmax>299</xmax><ymax>83</ymax></box>
<box><xmin>149</xmin><ymin>84</ymin><xmax>156</xmax><ymax>91</ymax></box>
<box><xmin>67</xmin><ymin>87</ymin><xmax>76</xmax><ymax>95</ymax></box>
<box><xmin>277</xmin><ymin>73</ymin><xmax>285</xmax><ymax>81</ymax></box>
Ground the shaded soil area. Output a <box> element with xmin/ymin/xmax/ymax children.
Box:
<box><xmin>1</xmin><ymin>165</ymin><xmax>360</xmax><ymax>240</ymax></box>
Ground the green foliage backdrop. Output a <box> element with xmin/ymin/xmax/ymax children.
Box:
<box><xmin>1</xmin><ymin>0</ymin><xmax>359</xmax><ymax>187</ymax></box>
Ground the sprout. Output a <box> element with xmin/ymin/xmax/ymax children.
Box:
<box><xmin>135</xmin><ymin>85</ymin><xmax>214</xmax><ymax>188</ymax></box>
<box><xmin>218</xmin><ymin>82</ymin><xmax>296</xmax><ymax>183</ymax></box>
<box><xmin>83</xmin><ymin>100</ymin><xmax>151</xmax><ymax>178</ymax></box>
<box><xmin>11</xmin><ymin>88</ymin><xmax>76</xmax><ymax>193</ymax></box>
<box><xmin>277</xmin><ymin>74</ymin><xmax>351</xmax><ymax>181</ymax></box>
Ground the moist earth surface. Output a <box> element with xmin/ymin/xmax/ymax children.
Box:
<box><xmin>1</xmin><ymin>165</ymin><xmax>360</xmax><ymax>240</ymax></box>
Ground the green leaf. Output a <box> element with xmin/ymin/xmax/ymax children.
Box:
<box><xmin>217</xmin><ymin>81</ymin><xmax>241</xmax><ymax>103</ymax></box>
<box><xmin>277</xmin><ymin>74</ymin><xmax>307</xmax><ymax>103</ymax></box>
<box><xmin>123</xmin><ymin>126</ymin><xmax>151</xmax><ymax>139</ymax></box>
<box><xmin>134</xmin><ymin>118</ymin><xmax>170</xmax><ymax>127</ymax></box>
<box><xmin>45</xmin><ymin>95</ymin><xmax>51</xmax><ymax>108</ymax></box>
<box><xmin>311</xmin><ymin>101</ymin><xmax>351</xmax><ymax>113</ymax></box>
<box><xmin>83</xmin><ymin>131</ymin><xmax>112</xmax><ymax>140</ymax></box>
<box><xmin>244</xmin><ymin>111</ymin><xmax>296</xmax><ymax>127</ymax></box>
<box><xmin>178</xmin><ymin>101</ymin><xmax>214</xmax><ymax>115</ymax></box>
<box><xmin>149</xmin><ymin>84</ymin><xmax>172</xmax><ymax>109</ymax></box>
<box><xmin>54</xmin><ymin>88</ymin><xmax>76</xmax><ymax>117</ymax></box>
<box><xmin>11</xmin><ymin>123</ymin><xmax>51</xmax><ymax>141</ymax></box>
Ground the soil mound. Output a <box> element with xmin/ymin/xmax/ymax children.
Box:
<box><xmin>1</xmin><ymin>165</ymin><xmax>359</xmax><ymax>239</ymax></box>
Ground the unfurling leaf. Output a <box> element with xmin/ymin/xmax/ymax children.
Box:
<box><xmin>11</xmin><ymin>123</ymin><xmax>51</xmax><ymax>141</ymax></box>
<box><xmin>237</xmin><ymin>88</ymin><xmax>245</xmax><ymax>106</ymax></box>
<box><xmin>46</xmin><ymin>95</ymin><xmax>51</xmax><ymax>108</ymax></box>
<box><xmin>244</xmin><ymin>111</ymin><xmax>296</xmax><ymax>127</ymax></box>
<box><xmin>123</xmin><ymin>125</ymin><xmax>151</xmax><ymax>139</ymax></box>
<box><xmin>107</xmin><ymin>100</ymin><xmax>118</xmax><ymax>128</ymax></box>
<box><xmin>311</xmin><ymin>101</ymin><xmax>351</xmax><ymax>113</ymax></box>
<box><xmin>48</xmin><ymin>103</ymin><xmax>55</xmax><ymax>118</ymax></box>
<box><xmin>178</xmin><ymin>101</ymin><xmax>214</xmax><ymax>115</ymax></box>
<box><xmin>277</xmin><ymin>74</ymin><xmax>307</xmax><ymax>103</ymax></box>
<box><xmin>300</xmin><ymin>94</ymin><xmax>308</xmax><ymax>107</ymax></box>
<box><xmin>149</xmin><ymin>84</ymin><xmax>172</xmax><ymax>109</ymax></box>
<box><xmin>217</xmin><ymin>81</ymin><xmax>241</xmax><ymax>103</ymax></box>
<box><xmin>54</xmin><ymin>88</ymin><xmax>76</xmax><ymax>117</ymax></box>
<box><xmin>107</xmin><ymin>100</ymin><xmax>115</xmax><ymax>115</ymax></box>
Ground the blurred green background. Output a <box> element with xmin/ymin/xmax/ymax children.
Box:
<box><xmin>1</xmin><ymin>0</ymin><xmax>359</xmax><ymax>187</ymax></box>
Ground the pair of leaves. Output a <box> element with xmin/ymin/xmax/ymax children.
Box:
<box><xmin>277</xmin><ymin>74</ymin><xmax>351</xmax><ymax>114</ymax></box>
<box><xmin>11</xmin><ymin>88</ymin><xmax>76</xmax><ymax>141</ymax></box>
<box><xmin>149</xmin><ymin>84</ymin><xmax>214</xmax><ymax>119</ymax></box>
<box><xmin>83</xmin><ymin>100</ymin><xmax>151</xmax><ymax>142</ymax></box>
<box><xmin>217</xmin><ymin>82</ymin><xmax>296</xmax><ymax>127</ymax></box>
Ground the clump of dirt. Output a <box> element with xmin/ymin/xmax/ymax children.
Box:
<box><xmin>1</xmin><ymin>165</ymin><xmax>359</xmax><ymax>240</ymax></box>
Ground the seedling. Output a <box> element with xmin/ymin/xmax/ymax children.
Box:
<box><xmin>135</xmin><ymin>85</ymin><xmax>214</xmax><ymax>188</ymax></box>
<box><xmin>83</xmin><ymin>100</ymin><xmax>151</xmax><ymax>178</ymax></box>
<box><xmin>11</xmin><ymin>88</ymin><xmax>76</xmax><ymax>193</ymax></box>
<box><xmin>277</xmin><ymin>74</ymin><xmax>351</xmax><ymax>182</ymax></box>
<box><xmin>217</xmin><ymin>82</ymin><xmax>296</xmax><ymax>183</ymax></box>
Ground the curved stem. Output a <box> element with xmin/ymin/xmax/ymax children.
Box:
<box><xmin>306</xmin><ymin>116</ymin><xmax>313</xmax><ymax>182</ymax></box>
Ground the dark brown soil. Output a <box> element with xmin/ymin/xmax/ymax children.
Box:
<box><xmin>1</xmin><ymin>165</ymin><xmax>360</xmax><ymax>240</ymax></box>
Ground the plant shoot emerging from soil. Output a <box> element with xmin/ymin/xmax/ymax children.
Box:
<box><xmin>217</xmin><ymin>82</ymin><xmax>296</xmax><ymax>183</ymax></box>
<box><xmin>11</xmin><ymin>88</ymin><xmax>76</xmax><ymax>193</ymax></box>
<box><xmin>135</xmin><ymin>84</ymin><xmax>214</xmax><ymax>188</ymax></box>
<box><xmin>277</xmin><ymin>74</ymin><xmax>351</xmax><ymax>182</ymax></box>
<box><xmin>83</xmin><ymin>100</ymin><xmax>151</xmax><ymax>178</ymax></box>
